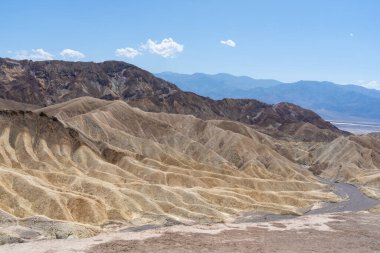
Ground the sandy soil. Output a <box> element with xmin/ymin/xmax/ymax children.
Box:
<box><xmin>1</xmin><ymin>212</ymin><xmax>380</xmax><ymax>253</ymax></box>
<box><xmin>88</xmin><ymin>212</ymin><xmax>380</xmax><ymax>253</ymax></box>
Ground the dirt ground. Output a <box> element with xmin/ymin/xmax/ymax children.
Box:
<box><xmin>88</xmin><ymin>212</ymin><xmax>380</xmax><ymax>253</ymax></box>
<box><xmin>1</xmin><ymin>212</ymin><xmax>380</xmax><ymax>253</ymax></box>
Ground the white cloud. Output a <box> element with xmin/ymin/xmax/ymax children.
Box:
<box><xmin>220</xmin><ymin>39</ymin><xmax>236</xmax><ymax>47</ymax></box>
<box><xmin>362</xmin><ymin>80</ymin><xmax>380</xmax><ymax>90</ymax></box>
<box><xmin>15</xmin><ymin>49</ymin><xmax>54</xmax><ymax>61</ymax></box>
<box><xmin>142</xmin><ymin>38</ymin><xmax>184</xmax><ymax>58</ymax></box>
<box><xmin>60</xmin><ymin>49</ymin><xmax>85</xmax><ymax>60</ymax></box>
<box><xmin>115</xmin><ymin>47</ymin><xmax>141</xmax><ymax>58</ymax></box>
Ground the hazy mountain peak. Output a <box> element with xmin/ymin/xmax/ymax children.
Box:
<box><xmin>157</xmin><ymin>71</ymin><xmax>380</xmax><ymax>122</ymax></box>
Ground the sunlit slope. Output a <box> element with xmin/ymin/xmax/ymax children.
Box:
<box><xmin>0</xmin><ymin>97</ymin><xmax>337</xmax><ymax>227</ymax></box>
<box><xmin>306</xmin><ymin>134</ymin><xmax>380</xmax><ymax>199</ymax></box>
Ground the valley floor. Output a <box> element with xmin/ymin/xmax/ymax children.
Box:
<box><xmin>1</xmin><ymin>212</ymin><xmax>379</xmax><ymax>253</ymax></box>
<box><xmin>1</xmin><ymin>182</ymin><xmax>380</xmax><ymax>253</ymax></box>
<box><xmin>330</xmin><ymin>120</ymin><xmax>380</xmax><ymax>134</ymax></box>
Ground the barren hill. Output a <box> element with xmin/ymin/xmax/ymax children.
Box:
<box><xmin>307</xmin><ymin>135</ymin><xmax>380</xmax><ymax>199</ymax></box>
<box><xmin>0</xmin><ymin>58</ymin><xmax>344</xmax><ymax>141</ymax></box>
<box><xmin>0</xmin><ymin>97</ymin><xmax>339</xmax><ymax>235</ymax></box>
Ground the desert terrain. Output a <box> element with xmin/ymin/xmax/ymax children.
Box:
<box><xmin>0</xmin><ymin>58</ymin><xmax>380</xmax><ymax>252</ymax></box>
<box><xmin>1</xmin><ymin>211</ymin><xmax>380</xmax><ymax>253</ymax></box>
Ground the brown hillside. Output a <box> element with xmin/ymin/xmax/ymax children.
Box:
<box><xmin>0</xmin><ymin>58</ymin><xmax>344</xmax><ymax>141</ymax></box>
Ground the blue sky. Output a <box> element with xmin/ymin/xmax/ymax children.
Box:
<box><xmin>1</xmin><ymin>0</ymin><xmax>379</xmax><ymax>88</ymax></box>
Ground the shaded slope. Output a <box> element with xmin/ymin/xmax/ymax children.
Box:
<box><xmin>0</xmin><ymin>98</ymin><xmax>40</xmax><ymax>111</ymax></box>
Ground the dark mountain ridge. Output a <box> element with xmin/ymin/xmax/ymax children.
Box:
<box><xmin>0</xmin><ymin>57</ymin><xmax>344</xmax><ymax>141</ymax></box>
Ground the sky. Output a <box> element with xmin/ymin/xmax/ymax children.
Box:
<box><xmin>1</xmin><ymin>0</ymin><xmax>379</xmax><ymax>88</ymax></box>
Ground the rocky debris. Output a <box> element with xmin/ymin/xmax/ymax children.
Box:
<box><xmin>0</xmin><ymin>211</ymin><xmax>99</xmax><ymax>245</ymax></box>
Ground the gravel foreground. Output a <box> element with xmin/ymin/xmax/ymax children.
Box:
<box><xmin>1</xmin><ymin>212</ymin><xmax>380</xmax><ymax>253</ymax></box>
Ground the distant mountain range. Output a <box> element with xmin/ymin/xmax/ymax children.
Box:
<box><xmin>156</xmin><ymin>72</ymin><xmax>380</xmax><ymax>122</ymax></box>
